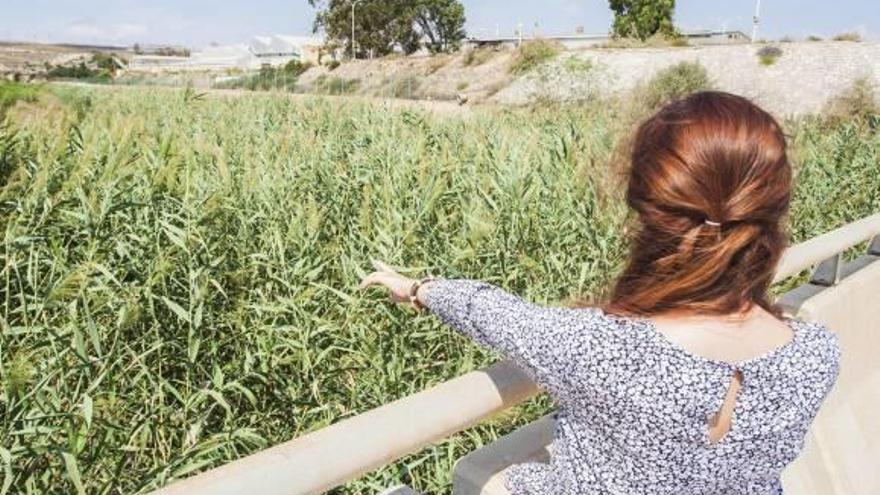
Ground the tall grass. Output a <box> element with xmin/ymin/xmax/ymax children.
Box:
<box><xmin>1</xmin><ymin>86</ymin><xmax>878</xmax><ymax>494</ymax></box>
<box><xmin>0</xmin><ymin>82</ymin><xmax>44</xmax><ymax>118</ymax></box>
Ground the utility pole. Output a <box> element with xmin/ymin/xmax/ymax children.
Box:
<box><xmin>751</xmin><ymin>0</ymin><xmax>762</xmax><ymax>42</ymax></box>
<box><xmin>351</xmin><ymin>0</ymin><xmax>363</xmax><ymax>59</ymax></box>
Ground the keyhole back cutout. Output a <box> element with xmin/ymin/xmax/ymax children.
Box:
<box><xmin>707</xmin><ymin>369</ymin><xmax>743</xmax><ymax>445</ymax></box>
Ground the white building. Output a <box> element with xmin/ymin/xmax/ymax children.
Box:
<box><xmin>130</xmin><ymin>35</ymin><xmax>325</xmax><ymax>72</ymax></box>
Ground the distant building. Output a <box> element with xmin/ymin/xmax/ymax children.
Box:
<box><xmin>249</xmin><ymin>35</ymin><xmax>323</xmax><ymax>65</ymax></box>
<box><xmin>129</xmin><ymin>34</ymin><xmax>325</xmax><ymax>72</ymax></box>
<box><xmin>466</xmin><ymin>30</ymin><xmax>750</xmax><ymax>50</ymax></box>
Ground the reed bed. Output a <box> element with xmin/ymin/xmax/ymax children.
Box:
<box><xmin>0</xmin><ymin>86</ymin><xmax>878</xmax><ymax>494</ymax></box>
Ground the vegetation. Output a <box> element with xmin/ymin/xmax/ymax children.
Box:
<box><xmin>309</xmin><ymin>0</ymin><xmax>467</xmax><ymax>57</ymax></box>
<box><xmin>44</xmin><ymin>53</ymin><xmax>125</xmax><ymax>83</ymax></box>
<box><xmin>562</xmin><ymin>56</ymin><xmax>594</xmax><ymax>74</ymax></box>
<box><xmin>382</xmin><ymin>75</ymin><xmax>422</xmax><ymax>98</ymax></box>
<box><xmin>462</xmin><ymin>46</ymin><xmax>495</xmax><ymax>67</ymax></box>
<box><xmin>90</xmin><ymin>53</ymin><xmax>123</xmax><ymax>74</ymax></box>
<box><xmin>634</xmin><ymin>61</ymin><xmax>712</xmax><ymax>111</ymax></box>
<box><xmin>806</xmin><ymin>35</ymin><xmax>824</xmax><ymax>42</ymax></box>
<box><xmin>154</xmin><ymin>46</ymin><xmax>192</xmax><ymax>57</ymax></box>
<box><xmin>425</xmin><ymin>55</ymin><xmax>450</xmax><ymax>75</ymax></box>
<box><xmin>597</xmin><ymin>32</ymin><xmax>688</xmax><ymax>49</ymax></box>
<box><xmin>757</xmin><ymin>45</ymin><xmax>783</xmax><ymax>66</ymax></box>
<box><xmin>414</xmin><ymin>0</ymin><xmax>467</xmax><ymax>53</ymax></box>
<box><xmin>608</xmin><ymin>0</ymin><xmax>678</xmax><ymax>41</ymax></box>
<box><xmin>823</xmin><ymin>77</ymin><xmax>879</xmax><ymax>122</ymax></box>
<box><xmin>312</xmin><ymin>74</ymin><xmax>361</xmax><ymax>94</ymax></box>
<box><xmin>2</xmin><ymin>84</ymin><xmax>880</xmax><ymax>494</ymax></box>
<box><xmin>509</xmin><ymin>39</ymin><xmax>561</xmax><ymax>75</ymax></box>
<box><xmin>0</xmin><ymin>82</ymin><xmax>43</xmax><ymax>118</ymax></box>
<box><xmin>214</xmin><ymin>61</ymin><xmax>313</xmax><ymax>92</ymax></box>
<box><xmin>832</xmin><ymin>32</ymin><xmax>862</xmax><ymax>42</ymax></box>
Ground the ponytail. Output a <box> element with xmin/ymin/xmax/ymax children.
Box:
<box><xmin>599</xmin><ymin>92</ymin><xmax>791</xmax><ymax>317</ymax></box>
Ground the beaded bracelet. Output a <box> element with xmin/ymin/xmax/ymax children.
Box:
<box><xmin>408</xmin><ymin>277</ymin><xmax>437</xmax><ymax>312</ymax></box>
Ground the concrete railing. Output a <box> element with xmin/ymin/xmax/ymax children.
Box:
<box><xmin>150</xmin><ymin>213</ymin><xmax>880</xmax><ymax>495</ymax></box>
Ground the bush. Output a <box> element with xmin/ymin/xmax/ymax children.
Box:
<box><xmin>426</xmin><ymin>55</ymin><xmax>450</xmax><ymax>75</ymax></box>
<box><xmin>757</xmin><ymin>45</ymin><xmax>783</xmax><ymax>66</ymax></box>
<box><xmin>668</xmin><ymin>36</ymin><xmax>690</xmax><ymax>47</ymax></box>
<box><xmin>326</xmin><ymin>60</ymin><xmax>341</xmax><ymax>71</ymax></box>
<box><xmin>46</xmin><ymin>62</ymin><xmax>112</xmax><ymax>82</ymax></box>
<box><xmin>382</xmin><ymin>75</ymin><xmax>422</xmax><ymax>99</ymax></box>
<box><xmin>91</xmin><ymin>52</ymin><xmax>123</xmax><ymax>74</ymax></box>
<box><xmin>155</xmin><ymin>46</ymin><xmax>191</xmax><ymax>57</ymax></box>
<box><xmin>0</xmin><ymin>81</ymin><xmax>43</xmax><ymax>118</ymax></box>
<box><xmin>313</xmin><ymin>75</ymin><xmax>360</xmax><ymax>94</ymax></box>
<box><xmin>599</xmin><ymin>33</ymin><xmax>688</xmax><ymax>49</ymax></box>
<box><xmin>639</xmin><ymin>61</ymin><xmax>712</xmax><ymax>110</ymax></box>
<box><xmin>832</xmin><ymin>32</ymin><xmax>862</xmax><ymax>42</ymax></box>
<box><xmin>215</xmin><ymin>62</ymin><xmax>312</xmax><ymax>92</ymax></box>
<box><xmin>509</xmin><ymin>39</ymin><xmax>561</xmax><ymax>75</ymax></box>
<box><xmin>283</xmin><ymin>60</ymin><xmax>312</xmax><ymax>78</ymax></box>
<box><xmin>807</xmin><ymin>35</ymin><xmax>823</xmax><ymax>42</ymax></box>
<box><xmin>463</xmin><ymin>46</ymin><xmax>495</xmax><ymax>67</ymax></box>
<box><xmin>824</xmin><ymin>77</ymin><xmax>878</xmax><ymax>121</ymax></box>
<box><xmin>562</xmin><ymin>56</ymin><xmax>594</xmax><ymax>74</ymax></box>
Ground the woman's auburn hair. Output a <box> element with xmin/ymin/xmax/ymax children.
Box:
<box><xmin>603</xmin><ymin>91</ymin><xmax>792</xmax><ymax>317</ymax></box>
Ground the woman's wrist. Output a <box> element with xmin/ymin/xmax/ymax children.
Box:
<box><xmin>412</xmin><ymin>277</ymin><xmax>439</xmax><ymax>311</ymax></box>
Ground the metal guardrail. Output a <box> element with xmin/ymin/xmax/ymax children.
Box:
<box><xmin>773</xmin><ymin>213</ymin><xmax>880</xmax><ymax>284</ymax></box>
<box><xmin>150</xmin><ymin>213</ymin><xmax>880</xmax><ymax>495</ymax></box>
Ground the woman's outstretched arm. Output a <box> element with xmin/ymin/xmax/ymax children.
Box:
<box><xmin>359</xmin><ymin>260</ymin><xmax>596</xmax><ymax>394</ymax></box>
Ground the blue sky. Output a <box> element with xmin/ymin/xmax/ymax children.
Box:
<box><xmin>1</xmin><ymin>1</ymin><xmax>878</xmax><ymax>48</ymax></box>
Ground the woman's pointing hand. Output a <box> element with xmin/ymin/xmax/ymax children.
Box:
<box><xmin>358</xmin><ymin>259</ymin><xmax>421</xmax><ymax>307</ymax></box>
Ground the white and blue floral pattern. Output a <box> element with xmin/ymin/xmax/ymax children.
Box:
<box><xmin>423</xmin><ymin>279</ymin><xmax>841</xmax><ymax>495</ymax></box>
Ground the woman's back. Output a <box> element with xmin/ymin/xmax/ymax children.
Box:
<box><xmin>422</xmin><ymin>279</ymin><xmax>841</xmax><ymax>495</ymax></box>
<box><xmin>651</xmin><ymin>305</ymin><xmax>800</xmax><ymax>443</ymax></box>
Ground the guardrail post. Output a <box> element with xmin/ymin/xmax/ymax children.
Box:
<box><xmin>810</xmin><ymin>253</ymin><xmax>842</xmax><ymax>286</ymax></box>
<box><xmin>868</xmin><ymin>235</ymin><xmax>880</xmax><ymax>256</ymax></box>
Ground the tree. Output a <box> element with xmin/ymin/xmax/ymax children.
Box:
<box><xmin>608</xmin><ymin>0</ymin><xmax>677</xmax><ymax>40</ymax></box>
<box><xmin>414</xmin><ymin>0</ymin><xmax>467</xmax><ymax>53</ymax></box>
<box><xmin>310</xmin><ymin>0</ymin><xmax>466</xmax><ymax>57</ymax></box>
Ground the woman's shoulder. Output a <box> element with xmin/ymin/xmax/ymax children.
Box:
<box><xmin>787</xmin><ymin>317</ymin><xmax>840</xmax><ymax>354</ymax></box>
<box><xmin>784</xmin><ymin>317</ymin><xmax>841</xmax><ymax>380</ymax></box>
<box><xmin>557</xmin><ymin>304</ymin><xmax>650</xmax><ymax>338</ymax></box>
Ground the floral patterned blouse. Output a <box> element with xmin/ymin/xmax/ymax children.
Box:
<box><xmin>422</xmin><ymin>279</ymin><xmax>841</xmax><ymax>495</ymax></box>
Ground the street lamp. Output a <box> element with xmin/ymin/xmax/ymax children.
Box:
<box><xmin>351</xmin><ymin>0</ymin><xmax>363</xmax><ymax>59</ymax></box>
<box><xmin>751</xmin><ymin>0</ymin><xmax>762</xmax><ymax>42</ymax></box>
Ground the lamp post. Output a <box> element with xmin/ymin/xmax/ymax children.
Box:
<box><xmin>351</xmin><ymin>0</ymin><xmax>363</xmax><ymax>59</ymax></box>
<box><xmin>751</xmin><ymin>0</ymin><xmax>762</xmax><ymax>42</ymax></box>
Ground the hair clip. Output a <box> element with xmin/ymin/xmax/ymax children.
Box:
<box><xmin>704</xmin><ymin>219</ymin><xmax>722</xmax><ymax>227</ymax></box>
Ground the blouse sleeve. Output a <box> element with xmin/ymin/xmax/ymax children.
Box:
<box><xmin>421</xmin><ymin>278</ymin><xmax>597</xmax><ymax>395</ymax></box>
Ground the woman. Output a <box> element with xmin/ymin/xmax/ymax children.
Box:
<box><xmin>359</xmin><ymin>91</ymin><xmax>841</xmax><ymax>495</ymax></box>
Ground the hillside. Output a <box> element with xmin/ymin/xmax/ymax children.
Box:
<box><xmin>296</xmin><ymin>40</ymin><xmax>880</xmax><ymax>116</ymax></box>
